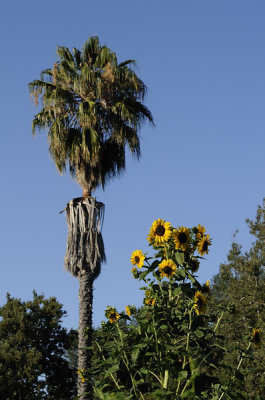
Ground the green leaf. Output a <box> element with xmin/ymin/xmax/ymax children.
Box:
<box><xmin>150</xmin><ymin>259</ymin><xmax>160</xmax><ymax>269</ymax></box>
<box><xmin>175</xmin><ymin>252</ymin><xmax>185</xmax><ymax>265</ymax></box>
<box><xmin>181</xmin><ymin>388</ymin><xmax>195</xmax><ymax>399</ymax></box>
<box><xmin>145</xmin><ymin>352</ymin><xmax>156</xmax><ymax>356</ymax></box>
<box><xmin>138</xmin><ymin>270</ymin><xmax>149</xmax><ymax>280</ymax></box>
<box><xmin>175</xmin><ymin>269</ymin><xmax>186</xmax><ymax>279</ymax></box>
<box><xmin>178</xmin><ymin>370</ymin><xmax>188</xmax><ymax>380</ymax></box>
<box><xmin>172</xmin><ymin>286</ymin><xmax>181</xmax><ymax>296</ymax></box>
<box><xmin>194</xmin><ymin>329</ymin><xmax>204</xmax><ymax>338</ymax></box>
<box><xmin>131</xmin><ymin>347</ymin><xmax>140</xmax><ymax>363</ymax></box>
<box><xmin>104</xmin><ymin>364</ymin><xmax>120</xmax><ymax>377</ymax></box>
<box><xmin>186</xmin><ymin>270</ymin><xmax>196</xmax><ymax>284</ymax></box>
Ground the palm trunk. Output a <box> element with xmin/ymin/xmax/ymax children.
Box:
<box><xmin>78</xmin><ymin>268</ymin><xmax>94</xmax><ymax>398</ymax></box>
<box><xmin>64</xmin><ymin>197</ymin><xmax>105</xmax><ymax>399</ymax></box>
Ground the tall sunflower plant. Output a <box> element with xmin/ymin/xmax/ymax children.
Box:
<box><xmin>91</xmin><ymin>220</ymin><xmax>255</xmax><ymax>399</ymax></box>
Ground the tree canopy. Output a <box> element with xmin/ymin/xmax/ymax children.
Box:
<box><xmin>210</xmin><ymin>199</ymin><xmax>265</xmax><ymax>399</ymax></box>
<box><xmin>0</xmin><ymin>291</ymin><xmax>77</xmax><ymax>400</ymax></box>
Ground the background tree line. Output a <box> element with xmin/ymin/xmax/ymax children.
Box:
<box><xmin>209</xmin><ymin>198</ymin><xmax>265</xmax><ymax>399</ymax></box>
<box><xmin>0</xmin><ymin>292</ymin><xmax>77</xmax><ymax>400</ymax></box>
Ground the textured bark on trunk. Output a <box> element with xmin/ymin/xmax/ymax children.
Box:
<box><xmin>82</xmin><ymin>187</ymin><xmax>91</xmax><ymax>198</ymax></box>
<box><xmin>78</xmin><ymin>269</ymin><xmax>93</xmax><ymax>398</ymax></box>
<box><xmin>63</xmin><ymin>197</ymin><xmax>105</xmax><ymax>400</ymax></box>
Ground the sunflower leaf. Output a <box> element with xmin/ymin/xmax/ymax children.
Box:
<box><xmin>104</xmin><ymin>364</ymin><xmax>120</xmax><ymax>377</ymax></box>
<box><xmin>140</xmin><ymin>368</ymin><xmax>149</xmax><ymax>374</ymax></box>
<box><xmin>194</xmin><ymin>329</ymin><xmax>204</xmax><ymax>338</ymax></box>
<box><xmin>178</xmin><ymin>370</ymin><xmax>188</xmax><ymax>380</ymax></box>
<box><xmin>175</xmin><ymin>269</ymin><xmax>186</xmax><ymax>279</ymax></box>
<box><xmin>186</xmin><ymin>270</ymin><xmax>196</xmax><ymax>283</ymax></box>
<box><xmin>138</xmin><ymin>270</ymin><xmax>150</xmax><ymax>280</ymax></box>
<box><xmin>175</xmin><ymin>252</ymin><xmax>185</xmax><ymax>265</ymax></box>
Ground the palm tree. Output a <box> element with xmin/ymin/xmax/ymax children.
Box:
<box><xmin>29</xmin><ymin>36</ymin><xmax>153</xmax><ymax>399</ymax></box>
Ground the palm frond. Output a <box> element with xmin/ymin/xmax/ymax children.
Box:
<box><xmin>72</xmin><ymin>47</ymin><xmax>81</xmax><ymax>69</ymax></box>
<box><xmin>118</xmin><ymin>59</ymin><xmax>136</xmax><ymax>68</ymax></box>
<box><xmin>29</xmin><ymin>36</ymin><xmax>153</xmax><ymax>194</ymax></box>
<box><xmin>57</xmin><ymin>45</ymin><xmax>75</xmax><ymax>65</ymax></box>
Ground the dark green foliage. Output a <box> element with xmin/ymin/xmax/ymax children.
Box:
<box><xmin>0</xmin><ymin>291</ymin><xmax>77</xmax><ymax>400</ymax></box>
<box><xmin>91</xmin><ymin>223</ymin><xmax>225</xmax><ymax>399</ymax></box>
<box><xmin>210</xmin><ymin>199</ymin><xmax>265</xmax><ymax>399</ymax></box>
<box><xmin>92</xmin><ymin>307</ymin><xmax>222</xmax><ymax>399</ymax></box>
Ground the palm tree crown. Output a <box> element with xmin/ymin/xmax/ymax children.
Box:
<box><xmin>29</xmin><ymin>36</ymin><xmax>153</xmax><ymax>196</ymax></box>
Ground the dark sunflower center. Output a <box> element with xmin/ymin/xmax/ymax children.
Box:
<box><xmin>135</xmin><ymin>256</ymin><xmax>140</xmax><ymax>263</ymax></box>
<box><xmin>190</xmin><ymin>260</ymin><xmax>199</xmax><ymax>272</ymax></box>
<box><xmin>254</xmin><ymin>333</ymin><xmax>260</xmax><ymax>343</ymax></box>
<box><xmin>110</xmin><ymin>313</ymin><xmax>116</xmax><ymax>319</ymax></box>
<box><xmin>196</xmin><ymin>298</ymin><xmax>202</xmax><ymax>307</ymax></box>
<box><xmin>164</xmin><ymin>266</ymin><xmax>172</xmax><ymax>274</ymax></box>
<box><xmin>156</xmin><ymin>225</ymin><xmax>165</xmax><ymax>236</ymax></box>
<box><xmin>202</xmin><ymin>241</ymin><xmax>208</xmax><ymax>251</ymax></box>
<box><xmin>178</xmin><ymin>232</ymin><xmax>187</xmax><ymax>243</ymax></box>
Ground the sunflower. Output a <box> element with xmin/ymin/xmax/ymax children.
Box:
<box><xmin>147</xmin><ymin>219</ymin><xmax>172</xmax><ymax>245</ymax></box>
<box><xmin>145</xmin><ymin>289</ymin><xmax>152</xmax><ymax>298</ymax></box>
<box><xmin>189</xmin><ymin>258</ymin><xmax>200</xmax><ymax>273</ymax></box>
<box><xmin>144</xmin><ymin>297</ymin><xmax>156</xmax><ymax>306</ymax></box>
<box><xmin>131</xmin><ymin>266</ymin><xmax>138</xmax><ymax>279</ymax></box>
<box><xmin>196</xmin><ymin>224</ymin><xmax>206</xmax><ymax>240</ymax></box>
<box><xmin>125</xmin><ymin>306</ymin><xmax>131</xmax><ymax>316</ymax></box>
<box><xmin>252</xmin><ymin>328</ymin><xmax>261</xmax><ymax>347</ymax></box>
<box><xmin>105</xmin><ymin>307</ymin><xmax>121</xmax><ymax>324</ymax></box>
<box><xmin>197</xmin><ymin>234</ymin><xmax>212</xmax><ymax>256</ymax></box>
<box><xmin>159</xmin><ymin>259</ymin><xmax>177</xmax><ymax>279</ymax></box>
<box><xmin>173</xmin><ymin>227</ymin><xmax>191</xmax><ymax>251</ymax></box>
<box><xmin>130</xmin><ymin>249</ymin><xmax>145</xmax><ymax>268</ymax></box>
<box><xmin>203</xmin><ymin>280</ymin><xmax>210</xmax><ymax>293</ymax></box>
<box><xmin>194</xmin><ymin>291</ymin><xmax>207</xmax><ymax>315</ymax></box>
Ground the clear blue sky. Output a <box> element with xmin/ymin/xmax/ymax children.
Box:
<box><xmin>1</xmin><ymin>0</ymin><xmax>265</xmax><ymax>330</ymax></box>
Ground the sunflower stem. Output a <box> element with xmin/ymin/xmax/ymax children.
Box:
<box><xmin>149</xmin><ymin>370</ymin><xmax>162</xmax><ymax>385</ymax></box>
<box><xmin>162</xmin><ymin>369</ymin><xmax>169</xmax><ymax>389</ymax></box>
<box><xmin>169</xmin><ymin>280</ymin><xmax>172</xmax><ymax>302</ymax></box>
<box><xmin>157</xmin><ymin>279</ymin><xmax>165</xmax><ymax>298</ymax></box>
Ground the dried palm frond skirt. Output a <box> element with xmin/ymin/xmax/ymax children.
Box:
<box><xmin>64</xmin><ymin>197</ymin><xmax>106</xmax><ymax>278</ymax></box>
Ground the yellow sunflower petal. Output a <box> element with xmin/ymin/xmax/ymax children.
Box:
<box><xmin>147</xmin><ymin>219</ymin><xmax>172</xmax><ymax>245</ymax></box>
<box><xmin>252</xmin><ymin>328</ymin><xmax>261</xmax><ymax>347</ymax></box>
<box><xmin>197</xmin><ymin>234</ymin><xmax>212</xmax><ymax>256</ymax></box>
<box><xmin>105</xmin><ymin>307</ymin><xmax>121</xmax><ymax>323</ymax></box>
<box><xmin>144</xmin><ymin>297</ymin><xmax>156</xmax><ymax>306</ymax></box>
<box><xmin>173</xmin><ymin>226</ymin><xmax>191</xmax><ymax>251</ymax></box>
<box><xmin>125</xmin><ymin>306</ymin><xmax>131</xmax><ymax>316</ymax></box>
<box><xmin>159</xmin><ymin>259</ymin><xmax>177</xmax><ymax>278</ymax></box>
<box><xmin>194</xmin><ymin>290</ymin><xmax>207</xmax><ymax>315</ymax></box>
<box><xmin>197</xmin><ymin>224</ymin><xmax>206</xmax><ymax>240</ymax></box>
<box><xmin>130</xmin><ymin>249</ymin><xmax>145</xmax><ymax>268</ymax></box>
